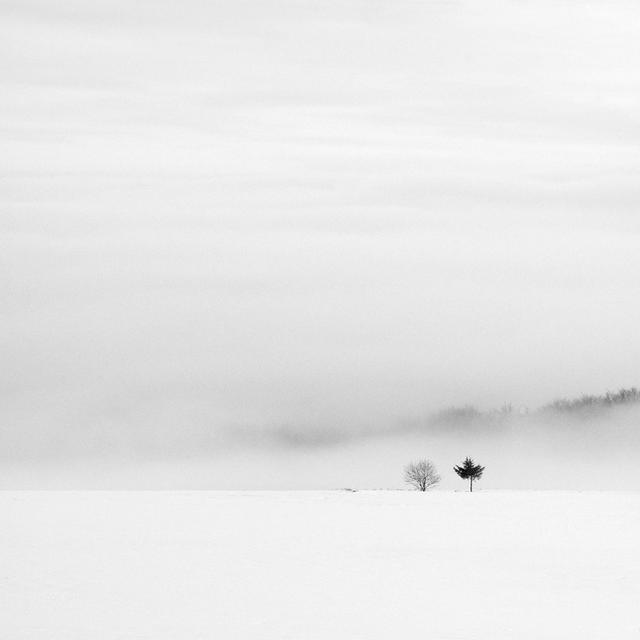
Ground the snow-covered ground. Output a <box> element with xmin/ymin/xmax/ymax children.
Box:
<box><xmin>2</xmin><ymin>490</ymin><xmax>639</xmax><ymax>639</ymax></box>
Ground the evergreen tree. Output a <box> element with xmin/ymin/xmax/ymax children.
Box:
<box><xmin>453</xmin><ymin>457</ymin><xmax>485</xmax><ymax>492</ymax></box>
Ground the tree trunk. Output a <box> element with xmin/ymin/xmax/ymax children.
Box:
<box><xmin>470</xmin><ymin>477</ymin><xmax>473</xmax><ymax>492</ymax></box>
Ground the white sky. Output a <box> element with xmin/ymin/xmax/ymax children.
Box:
<box><xmin>2</xmin><ymin>0</ymin><xmax>640</xmax><ymax>485</ymax></box>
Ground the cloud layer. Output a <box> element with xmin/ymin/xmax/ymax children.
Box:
<box><xmin>2</xmin><ymin>0</ymin><xmax>640</xmax><ymax>486</ymax></box>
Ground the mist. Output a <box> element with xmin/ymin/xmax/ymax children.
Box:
<box><xmin>3</xmin><ymin>0</ymin><xmax>640</xmax><ymax>488</ymax></box>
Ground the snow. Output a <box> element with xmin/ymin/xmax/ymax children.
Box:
<box><xmin>2</xmin><ymin>491</ymin><xmax>639</xmax><ymax>639</ymax></box>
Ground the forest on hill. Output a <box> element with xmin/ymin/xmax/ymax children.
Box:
<box><xmin>427</xmin><ymin>387</ymin><xmax>640</xmax><ymax>430</ymax></box>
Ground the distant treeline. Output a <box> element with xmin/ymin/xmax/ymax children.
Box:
<box><xmin>540</xmin><ymin>387</ymin><xmax>640</xmax><ymax>414</ymax></box>
<box><xmin>428</xmin><ymin>387</ymin><xmax>640</xmax><ymax>428</ymax></box>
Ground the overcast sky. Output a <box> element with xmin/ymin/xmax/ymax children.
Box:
<box><xmin>2</xmin><ymin>0</ymin><xmax>640</xmax><ymax>487</ymax></box>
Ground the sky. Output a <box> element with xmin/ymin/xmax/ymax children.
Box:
<box><xmin>2</xmin><ymin>0</ymin><xmax>640</xmax><ymax>487</ymax></box>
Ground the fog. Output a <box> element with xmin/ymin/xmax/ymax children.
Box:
<box><xmin>2</xmin><ymin>0</ymin><xmax>640</xmax><ymax>488</ymax></box>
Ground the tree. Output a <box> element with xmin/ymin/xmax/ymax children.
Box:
<box><xmin>404</xmin><ymin>459</ymin><xmax>441</xmax><ymax>491</ymax></box>
<box><xmin>453</xmin><ymin>457</ymin><xmax>485</xmax><ymax>492</ymax></box>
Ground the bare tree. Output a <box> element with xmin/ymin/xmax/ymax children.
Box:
<box><xmin>404</xmin><ymin>459</ymin><xmax>441</xmax><ymax>491</ymax></box>
<box><xmin>453</xmin><ymin>457</ymin><xmax>485</xmax><ymax>492</ymax></box>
